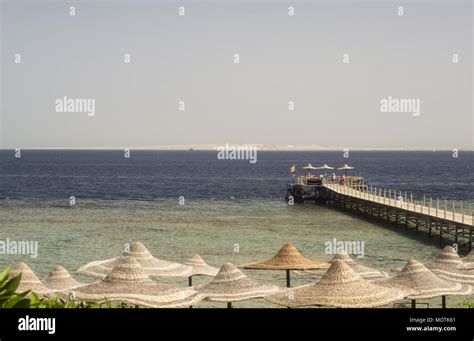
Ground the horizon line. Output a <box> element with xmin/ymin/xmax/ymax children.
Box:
<box><xmin>0</xmin><ymin>145</ymin><xmax>472</xmax><ymax>152</ymax></box>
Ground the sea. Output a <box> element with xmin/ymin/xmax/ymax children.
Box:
<box><xmin>0</xmin><ymin>150</ymin><xmax>473</xmax><ymax>307</ymax></box>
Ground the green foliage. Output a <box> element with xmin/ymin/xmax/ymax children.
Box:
<box><xmin>0</xmin><ymin>266</ymin><xmax>32</xmax><ymax>308</ymax></box>
<box><xmin>456</xmin><ymin>300</ymin><xmax>474</xmax><ymax>308</ymax></box>
<box><xmin>0</xmin><ymin>266</ymin><xmax>132</xmax><ymax>308</ymax></box>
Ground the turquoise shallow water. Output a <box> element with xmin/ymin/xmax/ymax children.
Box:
<box><xmin>1</xmin><ymin>198</ymin><xmax>471</xmax><ymax>308</ymax></box>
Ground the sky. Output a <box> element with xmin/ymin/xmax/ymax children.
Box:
<box><xmin>0</xmin><ymin>0</ymin><xmax>472</xmax><ymax>149</ymax></box>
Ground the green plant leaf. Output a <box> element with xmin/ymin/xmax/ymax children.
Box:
<box><xmin>3</xmin><ymin>294</ymin><xmax>27</xmax><ymax>308</ymax></box>
<box><xmin>28</xmin><ymin>292</ymin><xmax>41</xmax><ymax>307</ymax></box>
<box><xmin>11</xmin><ymin>298</ymin><xmax>32</xmax><ymax>308</ymax></box>
<box><xmin>0</xmin><ymin>266</ymin><xmax>12</xmax><ymax>286</ymax></box>
<box><xmin>3</xmin><ymin>274</ymin><xmax>21</xmax><ymax>293</ymax></box>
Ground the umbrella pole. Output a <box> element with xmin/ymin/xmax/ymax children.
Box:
<box><xmin>227</xmin><ymin>302</ymin><xmax>232</xmax><ymax>309</ymax></box>
<box><xmin>188</xmin><ymin>276</ymin><xmax>193</xmax><ymax>309</ymax></box>
<box><xmin>441</xmin><ymin>295</ymin><xmax>446</xmax><ymax>309</ymax></box>
<box><xmin>286</xmin><ymin>269</ymin><xmax>291</xmax><ymax>288</ymax></box>
<box><xmin>411</xmin><ymin>299</ymin><xmax>416</xmax><ymax>309</ymax></box>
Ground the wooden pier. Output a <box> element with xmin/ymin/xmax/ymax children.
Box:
<box><xmin>288</xmin><ymin>177</ymin><xmax>474</xmax><ymax>252</ymax></box>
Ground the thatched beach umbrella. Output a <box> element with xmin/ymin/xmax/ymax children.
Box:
<box><xmin>240</xmin><ymin>243</ymin><xmax>330</xmax><ymax>287</ymax></box>
<box><xmin>294</xmin><ymin>251</ymin><xmax>388</xmax><ymax>281</ymax></box>
<box><xmin>426</xmin><ymin>246</ymin><xmax>474</xmax><ymax>284</ymax></box>
<box><xmin>194</xmin><ymin>262</ymin><xmax>278</xmax><ymax>308</ymax></box>
<box><xmin>73</xmin><ymin>256</ymin><xmax>201</xmax><ymax>308</ymax></box>
<box><xmin>77</xmin><ymin>242</ymin><xmax>192</xmax><ymax>279</ymax></box>
<box><xmin>9</xmin><ymin>262</ymin><xmax>53</xmax><ymax>296</ymax></box>
<box><xmin>43</xmin><ymin>266</ymin><xmax>86</xmax><ymax>292</ymax></box>
<box><xmin>182</xmin><ymin>253</ymin><xmax>219</xmax><ymax>286</ymax></box>
<box><xmin>377</xmin><ymin>259</ymin><xmax>472</xmax><ymax>308</ymax></box>
<box><xmin>265</xmin><ymin>260</ymin><xmax>404</xmax><ymax>308</ymax></box>
<box><xmin>463</xmin><ymin>249</ymin><xmax>474</xmax><ymax>262</ymax></box>
<box><xmin>462</xmin><ymin>249</ymin><xmax>474</xmax><ymax>270</ymax></box>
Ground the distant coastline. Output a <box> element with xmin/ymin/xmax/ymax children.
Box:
<box><xmin>0</xmin><ymin>144</ymin><xmax>472</xmax><ymax>152</ymax></box>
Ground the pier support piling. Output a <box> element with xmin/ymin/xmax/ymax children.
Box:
<box><xmin>470</xmin><ymin>229</ymin><xmax>473</xmax><ymax>252</ymax></box>
<box><xmin>290</xmin><ymin>182</ymin><xmax>473</xmax><ymax>252</ymax></box>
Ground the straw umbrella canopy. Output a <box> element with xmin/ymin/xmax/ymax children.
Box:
<box><xmin>182</xmin><ymin>253</ymin><xmax>219</xmax><ymax>286</ymax></box>
<box><xmin>43</xmin><ymin>266</ymin><xmax>86</xmax><ymax>292</ymax></box>
<box><xmin>462</xmin><ymin>250</ymin><xmax>474</xmax><ymax>270</ymax></box>
<box><xmin>377</xmin><ymin>259</ymin><xmax>472</xmax><ymax>308</ymax></box>
<box><xmin>77</xmin><ymin>242</ymin><xmax>193</xmax><ymax>279</ymax></box>
<box><xmin>264</xmin><ymin>260</ymin><xmax>404</xmax><ymax>308</ymax></box>
<box><xmin>302</xmin><ymin>163</ymin><xmax>318</xmax><ymax>170</ymax></box>
<box><xmin>194</xmin><ymin>262</ymin><xmax>278</xmax><ymax>308</ymax></box>
<box><xmin>463</xmin><ymin>249</ymin><xmax>474</xmax><ymax>262</ymax></box>
<box><xmin>72</xmin><ymin>256</ymin><xmax>201</xmax><ymax>308</ymax></box>
<box><xmin>294</xmin><ymin>251</ymin><xmax>388</xmax><ymax>281</ymax></box>
<box><xmin>425</xmin><ymin>246</ymin><xmax>474</xmax><ymax>284</ymax></box>
<box><xmin>240</xmin><ymin>243</ymin><xmax>330</xmax><ymax>287</ymax></box>
<box><xmin>9</xmin><ymin>262</ymin><xmax>53</xmax><ymax>297</ymax></box>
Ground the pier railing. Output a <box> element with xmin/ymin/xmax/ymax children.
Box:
<box><xmin>294</xmin><ymin>175</ymin><xmax>365</xmax><ymax>186</ymax></box>
<box><xmin>324</xmin><ymin>183</ymin><xmax>474</xmax><ymax>226</ymax></box>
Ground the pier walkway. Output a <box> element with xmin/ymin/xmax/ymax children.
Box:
<box><xmin>323</xmin><ymin>183</ymin><xmax>473</xmax><ymax>227</ymax></box>
<box><xmin>289</xmin><ymin>177</ymin><xmax>473</xmax><ymax>251</ymax></box>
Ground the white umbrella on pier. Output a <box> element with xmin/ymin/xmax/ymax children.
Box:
<box><xmin>302</xmin><ymin>164</ymin><xmax>318</xmax><ymax>170</ymax></box>
<box><xmin>316</xmin><ymin>164</ymin><xmax>335</xmax><ymax>180</ymax></box>
<box><xmin>316</xmin><ymin>164</ymin><xmax>334</xmax><ymax>170</ymax></box>
<box><xmin>338</xmin><ymin>163</ymin><xmax>354</xmax><ymax>176</ymax></box>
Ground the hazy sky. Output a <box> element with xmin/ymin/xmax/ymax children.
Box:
<box><xmin>1</xmin><ymin>0</ymin><xmax>472</xmax><ymax>149</ymax></box>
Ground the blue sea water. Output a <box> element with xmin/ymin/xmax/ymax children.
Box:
<box><xmin>0</xmin><ymin>150</ymin><xmax>473</xmax><ymax>307</ymax></box>
<box><xmin>0</xmin><ymin>150</ymin><xmax>472</xmax><ymax>201</ymax></box>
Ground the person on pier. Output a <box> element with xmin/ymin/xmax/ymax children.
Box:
<box><xmin>340</xmin><ymin>174</ymin><xmax>346</xmax><ymax>185</ymax></box>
